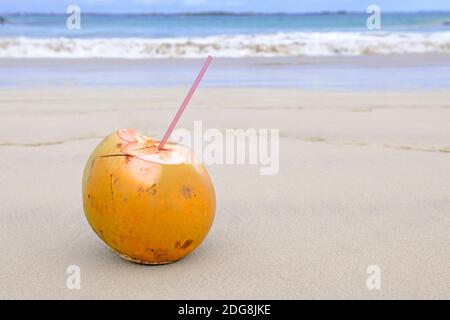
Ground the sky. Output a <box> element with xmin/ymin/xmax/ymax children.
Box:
<box><xmin>1</xmin><ymin>0</ymin><xmax>450</xmax><ymax>13</ymax></box>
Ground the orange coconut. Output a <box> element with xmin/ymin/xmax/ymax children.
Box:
<box><xmin>82</xmin><ymin>129</ymin><xmax>215</xmax><ymax>264</ymax></box>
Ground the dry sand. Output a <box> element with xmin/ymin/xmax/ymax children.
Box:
<box><xmin>0</xmin><ymin>87</ymin><xmax>449</xmax><ymax>299</ymax></box>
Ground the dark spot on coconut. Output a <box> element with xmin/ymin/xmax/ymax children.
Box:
<box><xmin>145</xmin><ymin>183</ymin><xmax>158</xmax><ymax>196</ymax></box>
<box><xmin>125</xmin><ymin>155</ymin><xmax>132</xmax><ymax>164</ymax></box>
<box><xmin>180</xmin><ymin>185</ymin><xmax>193</xmax><ymax>199</ymax></box>
<box><xmin>116</xmin><ymin>143</ymin><xmax>122</xmax><ymax>148</ymax></box>
<box><xmin>182</xmin><ymin>239</ymin><xmax>193</xmax><ymax>249</ymax></box>
<box><xmin>109</xmin><ymin>174</ymin><xmax>114</xmax><ymax>201</ymax></box>
<box><xmin>181</xmin><ymin>239</ymin><xmax>193</xmax><ymax>249</ymax></box>
<box><xmin>176</xmin><ymin>239</ymin><xmax>193</xmax><ymax>249</ymax></box>
<box><xmin>147</xmin><ymin>248</ymin><xmax>169</xmax><ymax>260</ymax></box>
<box><xmin>123</xmin><ymin>197</ymin><xmax>128</xmax><ymax>203</ymax></box>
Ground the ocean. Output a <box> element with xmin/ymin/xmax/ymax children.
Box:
<box><xmin>1</xmin><ymin>12</ymin><xmax>450</xmax><ymax>58</ymax></box>
<box><xmin>1</xmin><ymin>12</ymin><xmax>450</xmax><ymax>89</ymax></box>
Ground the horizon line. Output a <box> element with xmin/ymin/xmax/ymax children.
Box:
<box><xmin>2</xmin><ymin>10</ymin><xmax>450</xmax><ymax>15</ymax></box>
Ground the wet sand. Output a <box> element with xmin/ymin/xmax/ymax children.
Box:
<box><xmin>1</xmin><ymin>54</ymin><xmax>450</xmax><ymax>89</ymax></box>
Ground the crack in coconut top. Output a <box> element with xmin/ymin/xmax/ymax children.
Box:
<box><xmin>117</xmin><ymin>129</ymin><xmax>196</xmax><ymax>165</ymax></box>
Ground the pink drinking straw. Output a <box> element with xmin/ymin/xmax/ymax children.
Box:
<box><xmin>158</xmin><ymin>55</ymin><xmax>213</xmax><ymax>150</ymax></box>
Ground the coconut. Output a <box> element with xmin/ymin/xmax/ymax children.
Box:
<box><xmin>82</xmin><ymin>129</ymin><xmax>215</xmax><ymax>264</ymax></box>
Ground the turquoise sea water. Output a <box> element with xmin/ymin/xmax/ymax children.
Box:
<box><xmin>1</xmin><ymin>12</ymin><xmax>450</xmax><ymax>38</ymax></box>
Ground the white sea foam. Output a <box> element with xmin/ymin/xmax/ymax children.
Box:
<box><xmin>1</xmin><ymin>32</ymin><xmax>450</xmax><ymax>58</ymax></box>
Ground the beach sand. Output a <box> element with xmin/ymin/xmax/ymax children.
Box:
<box><xmin>1</xmin><ymin>87</ymin><xmax>449</xmax><ymax>299</ymax></box>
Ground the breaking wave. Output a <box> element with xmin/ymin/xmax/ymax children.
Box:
<box><xmin>1</xmin><ymin>32</ymin><xmax>450</xmax><ymax>58</ymax></box>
